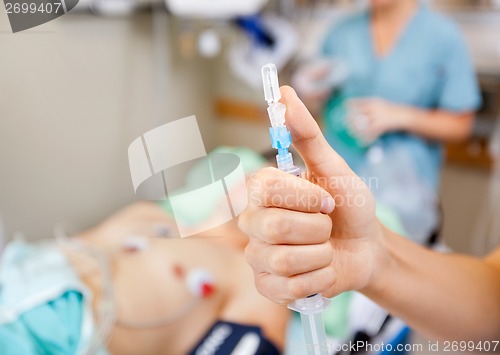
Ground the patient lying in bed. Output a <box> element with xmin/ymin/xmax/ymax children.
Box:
<box><xmin>0</xmin><ymin>201</ymin><xmax>288</xmax><ymax>355</ymax></box>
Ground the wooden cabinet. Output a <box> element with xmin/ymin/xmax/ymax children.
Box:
<box><xmin>445</xmin><ymin>73</ymin><xmax>500</xmax><ymax>170</ymax></box>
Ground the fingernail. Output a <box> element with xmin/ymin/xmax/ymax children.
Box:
<box><xmin>320</xmin><ymin>196</ymin><xmax>335</xmax><ymax>214</ymax></box>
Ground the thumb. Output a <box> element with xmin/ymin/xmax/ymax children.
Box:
<box><xmin>279</xmin><ymin>86</ymin><xmax>352</xmax><ymax>178</ymax></box>
<box><xmin>280</xmin><ymin>85</ymin><xmax>376</xmax><ymax>236</ymax></box>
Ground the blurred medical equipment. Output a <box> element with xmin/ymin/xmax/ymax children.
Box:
<box><xmin>229</xmin><ymin>14</ymin><xmax>298</xmax><ymax>88</ymax></box>
<box><xmin>321</xmin><ymin>95</ymin><xmax>381</xmax><ymax>161</ymax></box>
<box><xmin>165</xmin><ymin>0</ymin><xmax>268</xmax><ymax>19</ymax></box>
<box><xmin>197</xmin><ymin>29</ymin><xmax>222</xmax><ymax>58</ymax></box>
<box><xmin>89</xmin><ymin>0</ymin><xmax>137</xmax><ymax>16</ymax></box>
<box><xmin>99</xmin><ymin>0</ymin><xmax>271</xmax><ymax>63</ymax></box>
<box><xmin>82</xmin><ymin>0</ymin><xmax>268</xmax><ymax>16</ymax></box>
<box><xmin>262</xmin><ymin>63</ymin><xmax>330</xmax><ymax>355</ymax></box>
<box><xmin>77</xmin><ymin>0</ymin><xmax>299</xmax><ymax>87</ymax></box>
<box><xmin>292</xmin><ymin>58</ymin><xmax>349</xmax><ymax>99</ymax></box>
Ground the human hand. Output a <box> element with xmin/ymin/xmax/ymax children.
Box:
<box><xmin>347</xmin><ymin>98</ymin><xmax>410</xmax><ymax>143</ymax></box>
<box><xmin>239</xmin><ymin>86</ymin><xmax>386</xmax><ymax>305</ymax></box>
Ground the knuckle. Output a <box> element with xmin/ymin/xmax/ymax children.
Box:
<box><xmin>270</xmin><ymin>249</ymin><xmax>293</xmax><ymax>276</ymax></box>
<box><xmin>254</xmin><ymin>274</ymin><xmax>287</xmax><ymax>305</ymax></box>
<box><xmin>286</xmin><ymin>277</ymin><xmax>309</xmax><ymax>299</ymax></box>
<box><xmin>262</xmin><ymin>211</ymin><xmax>289</xmax><ymax>243</ymax></box>
<box><xmin>243</xmin><ymin>241</ymin><xmax>260</xmax><ymax>268</ymax></box>
<box><xmin>317</xmin><ymin>214</ymin><xmax>333</xmax><ymax>241</ymax></box>
<box><xmin>248</xmin><ymin>168</ymin><xmax>280</xmax><ymax>207</ymax></box>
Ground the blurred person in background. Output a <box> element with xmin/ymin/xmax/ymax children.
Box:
<box><xmin>295</xmin><ymin>0</ymin><xmax>481</xmax><ymax>243</ymax></box>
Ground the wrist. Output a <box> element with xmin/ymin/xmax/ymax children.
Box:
<box><xmin>394</xmin><ymin>105</ymin><xmax>420</xmax><ymax>132</ymax></box>
<box><xmin>360</xmin><ymin>221</ymin><xmax>397</xmax><ymax>298</ymax></box>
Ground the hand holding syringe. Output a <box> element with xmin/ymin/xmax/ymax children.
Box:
<box><xmin>262</xmin><ymin>64</ymin><xmax>331</xmax><ymax>355</ymax></box>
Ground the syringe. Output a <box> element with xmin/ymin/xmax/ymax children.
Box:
<box><xmin>261</xmin><ymin>63</ymin><xmax>330</xmax><ymax>355</ymax></box>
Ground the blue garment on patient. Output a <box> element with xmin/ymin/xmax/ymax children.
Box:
<box><xmin>0</xmin><ymin>240</ymin><xmax>106</xmax><ymax>355</ymax></box>
<box><xmin>0</xmin><ymin>291</ymin><xmax>83</xmax><ymax>354</ymax></box>
<box><xmin>321</xmin><ymin>3</ymin><xmax>481</xmax><ymax>189</ymax></box>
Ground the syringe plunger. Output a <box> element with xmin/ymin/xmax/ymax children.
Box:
<box><xmin>267</xmin><ymin>102</ymin><xmax>286</xmax><ymax>127</ymax></box>
<box><xmin>262</xmin><ymin>64</ymin><xmax>281</xmax><ymax>105</ymax></box>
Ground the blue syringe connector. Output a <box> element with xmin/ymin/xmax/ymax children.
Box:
<box><xmin>267</xmin><ymin>100</ymin><xmax>299</xmax><ymax>175</ymax></box>
<box><xmin>269</xmin><ymin>126</ymin><xmax>291</xmax><ymax>150</ymax></box>
<box><xmin>270</xmin><ymin>126</ymin><xmax>300</xmax><ymax>176</ymax></box>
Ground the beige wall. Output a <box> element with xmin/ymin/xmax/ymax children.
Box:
<box><xmin>0</xmin><ymin>11</ymin><xmax>217</xmax><ymax>240</ymax></box>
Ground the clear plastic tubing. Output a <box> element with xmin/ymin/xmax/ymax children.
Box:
<box><xmin>290</xmin><ymin>294</ymin><xmax>330</xmax><ymax>354</ymax></box>
<box><xmin>262</xmin><ymin>64</ymin><xmax>330</xmax><ymax>355</ymax></box>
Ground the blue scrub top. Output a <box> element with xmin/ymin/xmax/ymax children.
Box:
<box><xmin>321</xmin><ymin>3</ymin><xmax>481</xmax><ymax>190</ymax></box>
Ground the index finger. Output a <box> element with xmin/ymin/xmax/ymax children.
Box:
<box><xmin>248</xmin><ymin>167</ymin><xmax>335</xmax><ymax>214</ymax></box>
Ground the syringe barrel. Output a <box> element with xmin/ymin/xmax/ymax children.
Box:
<box><xmin>300</xmin><ymin>312</ymin><xmax>329</xmax><ymax>355</ymax></box>
<box><xmin>288</xmin><ymin>294</ymin><xmax>331</xmax><ymax>353</ymax></box>
<box><xmin>276</xmin><ymin>152</ymin><xmax>300</xmax><ymax>176</ymax></box>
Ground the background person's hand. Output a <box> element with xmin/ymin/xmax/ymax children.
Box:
<box><xmin>347</xmin><ymin>98</ymin><xmax>410</xmax><ymax>143</ymax></box>
<box><xmin>239</xmin><ymin>86</ymin><xmax>387</xmax><ymax>306</ymax></box>
<box><xmin>292</xmin><ymin>60</ymin><xmax>335</xmax><ymax>100</ymax></box>
<box><xmin>292</xmin><ymin>59</ymin><xmax>345</xmax><ymax>116</ymax></box>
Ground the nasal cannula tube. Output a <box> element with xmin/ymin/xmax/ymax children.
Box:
<box><xmin>262</xmin><ymin>63</ymin><xmax>330</xmax><ymax>355</ymax></box>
